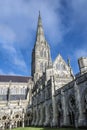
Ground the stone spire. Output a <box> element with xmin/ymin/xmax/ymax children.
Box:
<box><xmin>31</xmin><ymin>12</ymin><xmax>52</xmax><ymax>80</ymax></box>
<box><xmin>67</xmin><ymin>57</ymin><xmax>75</xmax><ymax>79</ymax></box>
<box><xmin>67</xmin><ymin>57</ymin><xmax>70</xmax><ymax>67</ymax></box>
<box><xmin>36</xmin><ymin>11</ymin><xmax>45</xmax><ymax>43</ymax></box>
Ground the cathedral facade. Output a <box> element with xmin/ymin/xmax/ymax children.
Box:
<box><xmin>0</xmin><ymin>13</ymin><xmax>87</xmax><ymax>129</ymax></box>
<box><xmin>31</xmin><ymin>13</ymin><xmax>87</xmax><ymax>128</ymax></box>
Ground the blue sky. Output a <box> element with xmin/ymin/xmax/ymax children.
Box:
<box><xmin>0</xmin><ymin>0</ymin><xmax>87</xmax><ymax>76</ymax></box>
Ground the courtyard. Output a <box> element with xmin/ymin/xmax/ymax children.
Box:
<box><xmin>12</xmin><ymin>127</ymin><xmax>86</xmax><ymax>130</ymax></box>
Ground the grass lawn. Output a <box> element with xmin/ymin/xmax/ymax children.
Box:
<box><xmin>12</xmin><ymin>127</ymin><xmax>86</xmax><ymax>130</ymax></box>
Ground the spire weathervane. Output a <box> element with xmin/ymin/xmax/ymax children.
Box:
<box><xmin>39</xmin><ymin>10</ymin><xmax>40</xmax><ymax>17</ymax></box>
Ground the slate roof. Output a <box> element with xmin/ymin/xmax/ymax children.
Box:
<box><xmin>0</xmin><ymin>75</ymin><xmax>32</xmax><ymax>83</ymax></box>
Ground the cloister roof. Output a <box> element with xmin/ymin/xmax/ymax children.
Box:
<box><xmin>0</xmin><ymin>75</ymin><xmax>32</xmax><ymax>83</ymax></box>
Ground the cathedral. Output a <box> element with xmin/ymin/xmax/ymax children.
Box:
<box><xmin>0</xmin><ymin>13</ymin><xmax>87</xmax><ymax>129</ymax></box>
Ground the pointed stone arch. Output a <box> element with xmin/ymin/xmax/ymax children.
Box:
<box><xmin>81</xmin><ymin>88</ymin><xmax>87</xmax><ymax>125</ymax></box>
<box><xmin>1</xmin><ymin>114</ymin><xmax>10</xmax><ymax>129</ymax></box>
<box><xmin>12</xmin><ymin>112</ymin><xmax>22</xmax><ymax>128</ymax></box>
<box><xmin>68</xmin><ymin>94</ymin><xmax>76</xmax><ymax>127</ymax></box>
<box><xmin>48</xmin><ymin>102</ymin><xmax>53</xmax><ymax>126</ymax></box>
<box><xmin>42</xmin><ymin>105</ymin><xmax>46</xmax><ymax>124</ymax></box>
<box><xmin>56</xmin><ymin>99</ymin><xmax>63</xmax><ymax>127</ymax></box>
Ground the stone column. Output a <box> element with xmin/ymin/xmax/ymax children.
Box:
<box><xmin>9</xmin><ymin>110</ymin><xmax>13</xmax><ymax>130</ymax></box>
<box><xmin>22</xmin><ymin>120</ymin><xmax>24</xmax><ymax>128</ymax></box>
<box><xmin>27</xmin><ymin>119</ymin><xmax>29</xmax><ymax>126</ymax></box>
<box><xmin>32</xmin><ymin>109</ymin><xmax>35</xmax><ymax>125</ymax></box>
<box><xmin>44</xmin><ymin>82</ymin><xmax>50</xmax><ymax>126</ymax></box>
<box><xmin>8</xmin><ymin>81</ymin><xmax>11</xmax><ymax>102</ymax></box>
<box><xmin>44</xmin><ymin>104</ymin><xmax>48</xmax><ymax>126</ymax></box>
<box><xmin>39</xmin><ymin>105</ymin><xmax>43</xmax><ymax>126</ymax></box>
<box><xmin>9</xmin><ymin>122</ymin><xmax>12</xmax><ymax>130</ymax></box>
<box><xmin>27</xmin><ymin>80</ymin><xmax>33</xmax><ymax>104</ymax></box>
<box><xmin>2</xmin><ymin>122</ymin><xmax>4</xmax><ymax>130</ymax></box>
<box><xmin>74</xmin><ymin>81</ymin><xmax>84</xmax><ymax>127</ymax></box>
<box><xmin>22</xmin><ymin>113</ymin><xmax>24</xmax><ymax>128</ymax></box>
<box><xmin>51</xmin><ymin>76</ymin><xmax>58</xmax><ymax>126</ymax></box>
<box><xmin>36</xmin><ymin>109</ymin><xmax>39</xmax><ymax>126</ymax></box>
<box><xmin>35</xmin><ymin>107</ymin><xmax>39</xmax><ymax>126</ymax></box>
<box><xmin>34</xmin><ymin>107</ymin><xmax>37</xmax><ymax>126</ymax></box>
<box><xmin>61</xmin><ymin>89</ymin><xmax>68</xmax><ymax>126</ymax></box>
<box><xmin>28</xmin><ymin>119</ymin><xmax>30</xmax><ymax>126</ymax></box>
<box><xmin>15</xmin><ymin>122</ymin><xmax>17</xmax><ymax>128</ymax></box>
<box><xmin>35</xmin><ymin>109</ymin><xmax>38</xmax><ymax>126</ymax></box>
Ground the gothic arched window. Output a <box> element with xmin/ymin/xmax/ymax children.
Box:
<box><xmin>69</xmin><ymin>96</ymin><xmax>75</xmax><ymax>110</ymax></box>
<box><xmin>44</xmin><ymin>51</ymin><xmax>46</xmax><ymax>57</ymax></box>
<box><xmin>45</xmin><ymin>62</ymin><xmax>47</xmax><ymax>68</ymax></box>
<box><xmin>56</xmin><ymin>63</ymin><xmax>65</xmax><ymax>70</ymax></box>
<box><xmin>40</xmin><ymin>62</ymin><xmax>43</xmax><ymax>71</ymax></box>
<box><xmin>40</xmin><ymin>49</ymin><xmax>46</xmax><ymax>58</ymax></box>
<box><xmin>40</xmin><ymin>50</ymin><xmax>43</xmax><ymax>57</ymax></box>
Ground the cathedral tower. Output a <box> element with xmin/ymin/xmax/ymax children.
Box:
<box><xmin>31</xmin><ymin>12</ymin><xmax>52</xmax><ymax>81</ymax></box>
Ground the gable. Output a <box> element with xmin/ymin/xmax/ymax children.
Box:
<box><xmin>53</xmin><ymin>54</ymin><xmax>71</xmax><ymax>77</ymax></box>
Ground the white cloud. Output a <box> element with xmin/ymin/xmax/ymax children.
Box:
<box><xmin>13</xmin><ymin>56</ymin><xmax>27</xmax><ymax>70</ymax></box>
<box><xmin>0</xmin><ymin>24</ymin><xmax>16</xmax><ymax>44</ymax></box>
<box><xmin>2</xmin><ymin>45</ymin><xmax>16</xmax><ymax>54</ymax></box>
<box><xmin>1</xmin><ymin>44</ymin><xmax>27</xmax><ymax>72</ymax></box>
<box><xmin>0</xmin><ymin>0</ymin><xmax>63</xmax><ymax>75</ymax></box>
<box><xmin>0</xmin><ymin>0</ymin><xmax>63</xmax><ymax>46</ymax></box>
<box><xmin>7</xmin><ymin>71</ymin><xmax>22</xmax><ymax>76</ymax></box>
<box><xmin>0</xmin><ymin>0</ymin><xmax>87</xmax><ymax>45</ymax></box>
<box><xmin>0</xmin><ymin>0</ymin><xmax>87</xmax><ymax>75</ymax></box>
<box><xmin>72</xmin><ymin>0</ymin><xmax>87</xmax><ymax>19</ymax></box>
<box><xmin>67</xmin><ymin>0</ymin><xmax>87</xmax><ymax>31</ymax></box>
<box><xmin>0</xmin><ymin>69</ymin><xmax>21</xmax><ymax>76</ymax></box>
